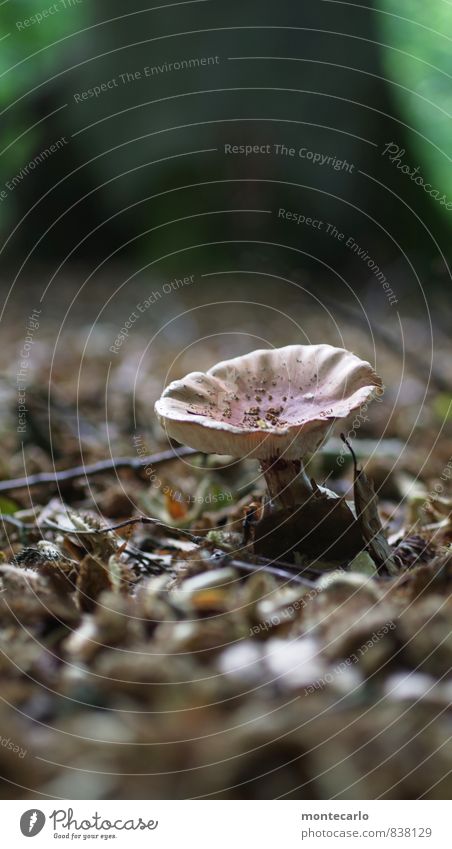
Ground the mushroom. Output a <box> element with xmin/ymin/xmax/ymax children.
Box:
<box><xmin>155</xmin><ymin>344</ymin><xmax>382</xmax><ymax>509</ymax></box>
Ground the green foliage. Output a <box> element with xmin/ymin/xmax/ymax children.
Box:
<box><xmin>0</xmin><ymin>1</ymin><xmax>89</xmax><ymax>227</ymax></box>
<box><xmin>0</xmin><ymin>1</ymin><xmax>87</xmax><ymax>102</ymax></box>
<box><xmin>0</xmin><ymin>496</ymin><xmax>19</xmax><ymax>514</ymax></box>
<box><xmin>433</xmin><ymin>393</ymin><xmax>452</xmax><ymax>421</ymax></box>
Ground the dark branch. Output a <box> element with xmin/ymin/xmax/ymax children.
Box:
<box><xmin>0</xmin><ymin>445</ymin><xmax>198</xmax><ymax>494</ymax></box>
<box><xmin>340</xmin><ymin>432</ymin><xmax>359</xmax><ymax>470</ymax></box>
<box><xmin>41</xmin><ymin>515</ymin><xmax>203</xmax><ymax>544</ymax></box>
<box><xmin>229</xmin><ymin>558</ymin><xmax>315</xmax><ymax>586</ymax></box>
<box><xmin>0</xmin><ymin>513</ymin><xmax>33</xmax><ymax>531</ymax></box>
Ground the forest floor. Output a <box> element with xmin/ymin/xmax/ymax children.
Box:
<box><xmin>0</xmin><ymin>276</ymin><xmax>451</xmax><ymax>799</ymax></box>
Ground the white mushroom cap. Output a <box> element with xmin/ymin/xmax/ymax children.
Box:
<box><xmin>155</xmin><ymin>344</ymin><xmax>382</xmax><ymax>461</ymax></box>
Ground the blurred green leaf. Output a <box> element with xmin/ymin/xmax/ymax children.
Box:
<box><xmin>433</xmin><ymin>393</ymin><xmax>452</xmax><ymax>421</ymax></box>
<box><xmin>377</xmin><ymin>0</ymin><xmax>452</xmax><ymax>202</ymax></box>
<box><xmin>0</xmin><ymin>496</ymin><xmax>19</xmax><ymax>515</ymax></box>
<box><xmin>349</xmin><ymin>550</ymin><xmax>378</xmax><ymax>577</ymax></box>
<box><xmin>379</xmin><ymin>1</ymin><xmax>452</xmax><ymax>209</ymax></box>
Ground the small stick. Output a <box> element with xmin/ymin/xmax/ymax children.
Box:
<box><xmin>340</xmin><ymin>432</ymin><xmax>358</xmax><ymax>466</ymax></box>
<box><xmin>0</xmin><ymin>513</ymin><xmax>34</xmax><ymax>531</ymax></box>
<box><xmin>255</xmin><ymin>554</ymin><xmax>328</xmax><ymax>578</ymax></box>
<box><xmin>205</xmin><ymin>550</ymin><xmax>316</xmax><ymax>586</ymax></box>
<box><xmin>0</xmin><ymin>445</ymin><xmax>197</xmax><ymax>494</ymax></box>
<box><xmin>41</xmin><ymin>515</ymin><xmax>204</xmax><ymax>544</ymax></box>
<box><xmin>229</xmin><ymin>558</ymin><xmax>315</xmax><ymax>586</ymax></box>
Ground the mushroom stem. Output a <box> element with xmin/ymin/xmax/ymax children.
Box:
<box><xmin>260</xmin><ymin>457</ymin><xmax>313</xmax><ymax>508</ymax></box>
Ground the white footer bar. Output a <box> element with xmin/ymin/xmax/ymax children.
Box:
<box><xmin>0</xmin><ymin>799</ymin><xmax>448</xmax><ymax>847</ymax></box>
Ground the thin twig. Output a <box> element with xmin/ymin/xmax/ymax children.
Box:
<box><xmin>45</xmin><ymin>515</ymin><xmax>314</xmax><ymax>585</ymax></box>
<box><xmin>340</xmin><ymin>432</ymin><xmax>358</xmax><ymax>468</ymax></box>
<box><xmin>0</xmin><ymin>513</ymin><xmax>33</xmax><ymax>531</ymax></box>
<box><xmin>41</xmin><ymin>515</ymin><xmax>204</xmax><ymax>544</ymax></box>
<box><xmin>226</xmin><ymin>556</ymin><xmax>315</xmax><ymax>586</ymax></box>
<box><xmin>120</xmin><ymin>542</ymin><xmax>312</xmax><ymax>585</ymax></box>
<box><xmin>124</xmin><ymin>543</ymin><xmax>171</xmax><ymax>575</ymax></box>
<box><xmin>89</xmin><ymin>516</ymin><xmax>325</xmax><ymax>583</ymax></box>
<box><xmin>255</xmin><ymin>554</ymin><xmax>329</xmax><ymax>578</ymax></box>
<box><xmin>0</xmin><ymin>445</ymin><xmax>197</xmax><ymax>493</ymax></box>
<box><xmin>205</xmin><ymin>548</ymin><xmax>316</xmax><ymax>586</ymax></box>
